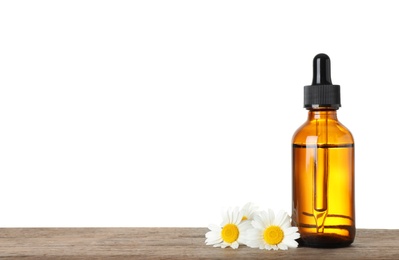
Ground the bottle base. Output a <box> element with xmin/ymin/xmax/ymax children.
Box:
<box><xmin>298</xmin><ymin>233</ymin><xmax>354</xmax><ymax>248</ymax></box>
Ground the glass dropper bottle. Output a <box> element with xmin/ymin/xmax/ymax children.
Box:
<box><xmin>292</xmin><ymin>53</ymin><xmax>355</xmax><ymax>247</ymax></box>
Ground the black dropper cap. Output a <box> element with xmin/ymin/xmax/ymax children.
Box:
<box><xmin>304</xmin><ymin>53</ymin><xmax>341</xmax><ymax>109</ymax></box>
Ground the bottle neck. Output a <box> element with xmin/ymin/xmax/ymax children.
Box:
<box><xmin>307</xmin><ymin>108</ymin><xmax>338</xmax><ymax>121</ymax></box>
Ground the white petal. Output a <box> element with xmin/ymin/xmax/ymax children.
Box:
<box><xmin>232</xmin><ymin>207</ymin><xmax>242</xmax><ymax>225</ymax></box>
<box><xmin>221</xmin><ymin>208</ymin><xmax>229</xmax><ymax>226</ymax></box>
<box><xmin>228</xmin><ymin>208</ymin><xmax>234</xmax><ymax>224</ymax></box>
<box><xmin>206</xmin><ymin>237</ymin><xmax>223</xmax><ymax>245</ymax></box>
<box><xmin>282</xmin><ymin>237</ymin><xmax>299</xmax><ymax>248</ymax></box>
<box><xmin>245</xmin><ymin>228</ymin><xmax>262</xmax><ymax>238</ymax></box>
<box><xmin>227</xmin><ymin>208</ymin><xmax>232</xmax><ymax>224</ymax></box>
<box><xmin>276</xmin><ymin>210</ymin><xmax>290</xmax><ymax>228</ymax></box>
<box><xmin>237</xmin><ymin>236</ymin><xmax>247</xmax><ymax>245</ymax></box>
<box><xmin>205</xmin><ymin>230</ymin><xmax>221</xmax><ymax>238</ymax></box>
<box><xmin>260</xmin><ymin>210</ymin><xmax>271</xmax><ymax>227</ymax></box>
<box><xmin>240</xmin><ymin>202</ymin><xmax>250</xmax><ymax>216</ymax></box>
<box><xmin>238</xmin><ymin>219</ymin><xmax>252</xmax><ymax>231</ymax></box>
<box><xmin>285</xmin><ymin>232</ymin><xmax>300</xmax><ymax>240</ymax></box>
<box><xmin>220</xmin><ymin>243</ymin><xmax>228</xmax><ymax>249</ymax></box>
<box><xmin>264</xmin><ymin>243</ymin><xmax>272</xmax><ymax>250</ymax></box>
<box><xmin>275</xmin><ymin>210</ymin><xmax>285</xmax><ymax>225</ymax></box>
<box><xmin>212</xmin><ymin>242</ymin><xmax>223</xmax><ymax>248</ymax></box>
<box><xmin>205</xmin><ymin>235</ymin><xmax>221</xmax><ymax>242</ymax></box>
<box><xmin>267</xmin><ymin>209</ymin><xmax>275</xmax><ymax>225</ymax></box>
<box><xmin>240</xmin><ymin>202</ymin><xmax>259</xmax><ymax>220</ymax></box>
<box><xmin>208</xmin><ymin>224</ymin><xmax>221</xmax><ymax>232</ymax></box>
<box><xmin>283</xmin><ymin>226</ymin><xmax>299</xmax><ymax>236</ymax></box>
<box><xmin>244</xmin><ymin>229</ymin><xmax>263</xmax><ymax>248</ymax></box>
<box><xmin>241</xmin><ymin>202</ymin><xmax>250</xmax><ymax>210</ymax></box>
<box><xmin>206</xmin><ymin>233</ymin><xmax>221</xmax><ymax>242</ymax></box>
<box><xmin>246</xmin><ymin>242</ymin><xmax>259</xmax><ymax>248</ymax></box>
<box><xmin>253</xmin><ymin>214</ymin><xmax>267</xmax><ymax>229</ymax></box>
<box><xmin>277</xmin><ymin>243</ymin><xmax>288</xmax><ymax>250</ymax></box>
<box><xmin>205</xmin><ymin>230</ymin><xmax>218</xmax><ymax>239</ymax></box>
<box><xmin>231</xmin><ymin>241</ymin><xmax>239</xmax><ymax>249</ymax></box>
<box><xmin>238</xmin><ymin>223</ymin><xmax>251</xmax><ymax>244</ymax></box>
<box><xmin>246</xmin><ymin>239</ymin><xmax>261</xmax><ymax>248</ymax></box>
<box><xmin>230</xmin><ymin>207</ymin><xmax>237</xmax><ymax>224</ymax></box>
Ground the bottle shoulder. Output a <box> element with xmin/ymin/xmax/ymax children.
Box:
<box><xmin>292</xmin><ymin>119</ymin><xmax>354</xmax><ymax>145</ymax></box>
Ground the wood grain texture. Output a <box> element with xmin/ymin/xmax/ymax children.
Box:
<box><xmin>0</xmin><ymin>228</ymin><xmax>398</xmax><ymax>259</ymax></box>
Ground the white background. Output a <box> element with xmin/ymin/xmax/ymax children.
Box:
<box><xmin>1</xmin><ymin>1</ymin><xmax>398</xmax><ymax>228</ymax></box>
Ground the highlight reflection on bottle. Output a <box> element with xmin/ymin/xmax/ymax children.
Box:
<box><xmin>292</xmin><ymin>54</ymin><xmax>355</xmax><ymax>248</ymax></box>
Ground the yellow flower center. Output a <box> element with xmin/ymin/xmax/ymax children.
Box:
<box><xmin>263</xmin><ymin>226</ymin><xmax>284</xmax><ymax>245</ymax></box>
<box><xmin>221</xmin><ymin>224</ymin><xmax>239</xmax><ymax>243</ymax></box>
<box><xmin>242</xmin><ymin>216</ymin><xmax>248</xmax><ymax>221</ymax></box>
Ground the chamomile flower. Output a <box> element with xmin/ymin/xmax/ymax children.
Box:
<box><xmin>245</xmin><ymin>209</ymin><xmax>300</xmax><ymax>250</ymax></box>
<box><xmin>205</xmin><ymin>207</ymin><xmax>251</xmax><ymax>249</ymax></box>
<box><xmin>240</xmin><ymin>202</ymin><xmax>259</xmax><ymax>221</ymax></box>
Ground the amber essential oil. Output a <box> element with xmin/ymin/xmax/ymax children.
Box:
<box><xmin>292</xmin><ymin>54</ymin><xmax>355</xmax><ymax>248</ymax></box>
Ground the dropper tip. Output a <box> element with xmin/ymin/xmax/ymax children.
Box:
<box><xmin>314</xmin><ymin>53</ymin><xmax>330</xmax><ymax>59</ymax></box>
<box><xmin>312</xmin><ymin>53</ymin><xmax>332</xmax><ymax>85</ymax></box>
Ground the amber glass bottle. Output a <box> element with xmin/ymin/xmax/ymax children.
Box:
<box><xmin>292</xmin><ymin>54</ymin><xmax>355</xmax><ymax>247</ymax></box>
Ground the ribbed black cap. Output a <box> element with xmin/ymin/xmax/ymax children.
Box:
<box><xmin>304</xmin><ymin>54</ymin><xmax>341</xmax><ymax>108</ymax></box>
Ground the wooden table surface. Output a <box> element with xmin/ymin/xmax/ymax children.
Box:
<box><xmin>0</xmin><ymin>228</ymin><xmax>398</xmax><ymax>259</ymax></box>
